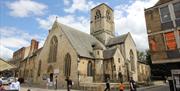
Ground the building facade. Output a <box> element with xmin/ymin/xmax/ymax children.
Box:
<box><xmin>9</xmin><ymin>39</ymin><xmax>39</xmax><ymax>77</ymax></box>
<box><xmin>145</xmin><ymin>0</ymin><xmax>180</xmax><ymax>76</ymax></box>
<box><xmin>137</xmin><ymin>61</ymin><xmax>151</xmax><ymax>83</ymax></box>
<box><xmin>12</xmin><ymin>3</ymin><xmax>138</xmax><ymax>89</ymax></box>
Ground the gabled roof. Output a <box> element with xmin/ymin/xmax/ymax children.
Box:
<box><xmin>57</xmin><ymin>22</ymin><xmax>105</xmax><ymax>58</ymax></box>
<box><xmin>91</xmin><ymin>3</ymin><xmax>113</xmax><ymax>11</ymax></box>
<box><xmin>107</xmin><ymin>33</ymin><xmax>128</xmax><ymax>46</ymax></box>
<box><xmin>103</xmin><ymin>48</ymin><xmax>117</xmax><ymax>59</ymax></box>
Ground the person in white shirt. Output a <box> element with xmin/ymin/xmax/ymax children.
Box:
<box><xmin>9</xmin><ymin>78</ymin><xmax>20</xmax><ymax>91</ymax></box>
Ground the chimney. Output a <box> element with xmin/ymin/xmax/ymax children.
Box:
<box><xmin>30</xmin><ymin>39</ymin><xmax>39</xmax><ymax>53</ymax></box>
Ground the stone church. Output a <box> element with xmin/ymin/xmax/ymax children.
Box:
<box><xmin>16</xmin><ymin>3</ymin><xmax>138</xmax><ymax>88</ymax></box>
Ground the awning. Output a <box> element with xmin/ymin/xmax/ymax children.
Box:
<box><xmin>0</xmin><ymin>58</ymin><xmax>16</xmax><ymax>72</ymax></box>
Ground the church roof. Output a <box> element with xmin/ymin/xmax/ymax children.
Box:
<box><xmin>106</xmin><ymin>33</ymin><xmax>128</xmax><ymax>46</ymax></box>
<box><xmin>103</xmin><ymin>48</ymin><xmax>117</xmax><ymax>59</ymax></box>
<box><xmin>57</xmin><ymin>22</ymin><xmax>105</xmax><ymax>58</ymax></box>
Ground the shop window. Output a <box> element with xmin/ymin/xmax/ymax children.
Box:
<box><xmin>165</xmin><ymin>32</ymin><xmax>177</xmax><ymax>50</ymax></box>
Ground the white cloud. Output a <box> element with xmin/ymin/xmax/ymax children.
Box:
<box><xmin>114</xmin><ymin>0</ymin><xmax>158</xmax><ymax>50</ymax></box>
<box><xmin>37</xmin><ymin>0</ymin><xmax>158</xmax><ymax>51</ymax></box>
<box><xmin>64</xmin><ymin>0</ymin><xmax>71</xmax><ymax>6</ymax></box>
<box><xmin>0</xmin><ymin>27</ymin><xmax>45</xmax><ymax>59</ymax></box>
<box><xmin>0</xmin><ymin>45</ymin><xmax>13</xmax><ymax>60</ymax></box>
<box><xmin>6</xmin><ymin>0</ymin><xmax>47</xmax><ymax>17</ymax></box>
<box><xmin>64</xmin><ymin>0</ymin><xmax>99</xmax><ymax>13</ymax></box>
<box><xmin>36</xmin><ymin>15</ymin><xmax>90</xmax><ymax>33</ymax></box>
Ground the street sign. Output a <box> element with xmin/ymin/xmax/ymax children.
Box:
<box><xmin>54</xmin><ymin>69</ymin><xmax>59</xmax><ymax>74</ymax></box>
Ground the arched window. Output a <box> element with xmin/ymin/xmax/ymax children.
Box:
<box><xmin>37</xmin><ymin>60</ymin><xmax>41</xmax><ymax>77</ymax></box>
<box><xmin>48</xmin><ymin>36</ymin><xmax>58</xmax><ymax>62</ymax></box>
<box><xmin>87</xmin><ymin>61</ymin><xmax>93</xmax><ymax>76</ymax></box>
<box><xmin>95</xmin><ymin>10</ymin><xmax>101</xmax><ymax>20</ymax></box>
<box><xmin>129</xmin><ymin>50</ymin><xmax>135</xmax><ymax>71</ymax></box>
<box><xmin>64</xmin><ymin>53</ymin><xmax>71</xmax><ymax>77</ymax></box>
<box><xmin>106</xmin><ymin>10</ymin><xmax>111</xmax><ymax>20</ymax></box>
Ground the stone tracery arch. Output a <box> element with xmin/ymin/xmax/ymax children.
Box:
<box><xmin>48</xmin><ymin>36</ymin><xmax>58</xmax><ymax>62</ymax></box>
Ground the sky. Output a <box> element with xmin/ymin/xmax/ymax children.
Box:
<box><xmin>0</xmin><ymin>0</ymin><xmax>159</xmax><ymax>60</ymax></box>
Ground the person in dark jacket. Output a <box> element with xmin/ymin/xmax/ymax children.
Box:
<box><xmin>104</xmin><ymin>78</ymin><xmax>110</xmax><ymax>91</ymax></box>
<box><xmin>65</xmin><ymin>77</ymin><xmax>72</xmax><ymax>91</ymax></box>
<box><xmin>129</xmin><ymin>77</ymin><xmax>136</xmax><ymax>91</ymax></box>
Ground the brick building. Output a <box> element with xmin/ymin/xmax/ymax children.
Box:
<box><xmin>145</xmin><ymin>0</ymin><xmax>180</xmax><ymax>76</ymax></box>
<box><xmin>9</xmin><ymin>39</ymin><xmax>39</xmax><ymax>77</ymax></box>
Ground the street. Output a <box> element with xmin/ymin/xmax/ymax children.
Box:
<box><xmin>4</xmin><ymin>84</ymin><xmax>170</xmax><ymax>91</ymax></box>
<box><xmin>138</xmin><ymin>85</ymin><xmax>170</xmax><ymax>91</ymax></box>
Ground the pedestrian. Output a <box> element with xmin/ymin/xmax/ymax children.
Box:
<box><xmin>65</xmin><ymin>77</ymin><xmax>73</xmax><ymax>91</ymax></box>
<box><xmin>9</xmin><ymin>78</ymin><xmax>20</xmax><ymax>91</ymax></box>
<box><xmin>0</xmin><ymin>80</ymin><xmax>6</xmax><ymax>91</ymax></box>
<box><xmin>119</xmin><ymin>82</ymin><xmax>125</xmax><ymax>91</ymax></box>
<box><xmin>46</xmin><ymin>77</ymin><xmax>50</xmax><ymax>89</ymax></box>
<box><xmin>104</xmin><ymin>78</ymin><xmax>110</xmax><ymax>91</ymax></box>
<box><xmin>129</xmin><ymin>77</ymin><xmax>136</xmax><ymax>91</ymax></box>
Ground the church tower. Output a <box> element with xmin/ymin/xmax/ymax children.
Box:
<box><xmin>90</xmin><ymin>3</ymin><xmax>115</xmax><ymax>45</ymax></box>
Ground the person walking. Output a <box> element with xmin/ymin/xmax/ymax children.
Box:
<box><xmin>0</xmin><ymin>80</ymin><xmax>6</xmax><ymax>91</ymax></box>
<box><xmin>9</xmin><ymin>78</ymin><xmax>20</xmax><ymax>91</ymax></box>
<box><xmin>119</xmin><ymin>82</ymin><xmax>125</xmax><ymax>91</ymax></box>
<box><xmin>104</xmin><ymin>78</ymin><xmax>110</xmax><ymax>91</ymax></box>
<box><xmin>65</xmin><ymin>77</ymin><xmax>71</xmax><ymax>91</ymax></box>
<box><xmin>129</xmin><ymin>77</ymin><xmax>136</xmax><ymax>91</ymax></box>
<box><xmin>46</xmin><ymin>77</ymin><xmax>50</xmax><ymax>89</ymax></box>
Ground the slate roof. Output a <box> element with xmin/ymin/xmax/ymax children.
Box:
<box><xmin>106</xmin><ymin>33</ymin><xmax>128</xmax><ymax>46</ymax></box>
<box><xmin>103</xmin><ymin>48</ymin><xmax>117</xmax><ymax>59</ymax></box>
<box><xmin>57</xmin><ymin>22</ymin><xmax>105</xmax><ymax>58</ymax></box>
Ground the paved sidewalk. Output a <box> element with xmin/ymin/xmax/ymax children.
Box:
<box><xmin>4</xmin><ymin>86</ymin><xmax>80</xmax><ymax>91</ymax></box>
<box><xmin>21</xmin><ymin>87</ymin><xmax>81</xmax><ymax>91</ymax></box>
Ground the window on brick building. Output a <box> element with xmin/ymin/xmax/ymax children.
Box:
<box><xmin>160</xmin><ymin>6</ymin><xmax>171</xmax><ymax>23</ymax></box>
<box><xmin>173</xmin><ymin>2</ymin><xmax>180</xmax><ymax>19</ymax></box>
<box><xmin>173</xmin><ymin>2</ymin><xmax>180</xmax><ymax>27</ymax></box>
<box><xmin>165</xmin><ymin>32</ymin><xmax>177</xmax><ymax>50</ymax></box>
<box><xmin>149</xmin><ymin>38</ymin><xmax>157</xmax><ymax>51</ymax></box>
